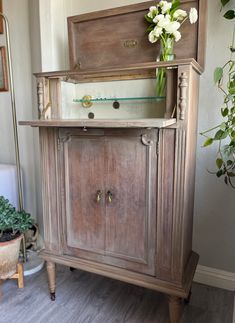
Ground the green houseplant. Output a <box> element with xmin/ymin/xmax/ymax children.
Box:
<box><xmin>201</xmin><ymin>0</ymin><xmax>235</xmax><ymax>187</ymax></box>
<box><xmin>0</xmin><ymin>196</ymin><xmax>33</xmax><ymax>279</ymax></box>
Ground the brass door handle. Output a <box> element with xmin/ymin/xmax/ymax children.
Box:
<box><xmin>96</xmin><ymin>190</ymin><xmax>103</xmax><ymax>203</ymax></box>
<box><xmin>107</xmin><ymin>191</ymin><xmax>113</xmax><ymax>203</ymax></box>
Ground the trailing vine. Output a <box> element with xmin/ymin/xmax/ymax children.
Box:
<box><xmin>200</xmin><ymin>0</ymin><xmax>235</xmax><ymax>187</ymax></box>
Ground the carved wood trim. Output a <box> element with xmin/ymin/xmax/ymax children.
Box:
<box><xmin>37</xmin><ymin>78</ymin><xmax>52</xmax><ymax>120</ymax></box>
<box><xmin>37</xmin><ymin>78</ymin><xmax>44</xmax><ymax>119</ymax></box>
<box><xmin>172</xmin><ymin>128</ymin><xmax>186</xmax><ymax>282</ymax></box>
<box><xmin>141</xmin><ymin>134</ymin><xmax>154</xmax><ymax>146</ymax></box>
<box><xmin>178</xmin><ymin>72</ymin><xmax>188</xmax><ymax>120</ymax></box>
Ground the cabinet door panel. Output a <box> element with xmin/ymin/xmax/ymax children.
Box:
<box><xmin>62</xmin><ymin>134</ymin><xmax>105</xmax><ymax>255</ymax></box>
<box><xmin>105</xmin><ymin>131</ymin><xmax>157</xmax><ymax>275</ymax></box>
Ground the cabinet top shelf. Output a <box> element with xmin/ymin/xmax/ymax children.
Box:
<box><xmin>34</xmin><ymin>58</ymin><xmax>203</xmax><ymax>80</ymax></box>
<box><xmin>73</xmin><ymin>96</ymin><xmax>165</xmax><ymax>104</ymax></box>
<box><xmin>19</xmin><ymin>118</ymin><xmax>176</xmax><ymax>129</ymax></box>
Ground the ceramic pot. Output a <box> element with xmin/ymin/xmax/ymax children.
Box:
<box><xmin>0</xmin><ymin>234</ymin><xmax>22</xmax><ymax>279</ymax></box>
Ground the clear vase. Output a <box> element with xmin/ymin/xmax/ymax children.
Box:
<box><xmin>156</xmin><ymin>37</ymin><xmax>175</xmax><ymax>97</ymax></box>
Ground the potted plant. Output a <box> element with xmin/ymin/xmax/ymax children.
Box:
<box><xmin>200</xmin><ymin>0</ymin><xmax>235</xmax><ymax>187</ymax></box>
<box><xmin>0</xmin><ymin>196</ymin><xmax>33</xmax><ymax>279</ymax></box>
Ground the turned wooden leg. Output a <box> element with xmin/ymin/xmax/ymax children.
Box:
<box><xmin>168</xmin><ymin>295</ymin><xmax>183</xmax><ymax>323</ymax></box>
<box><xmin>46</xmin><ymin>261</ymin><xmax>56</xmax><ymax>301</ymax></box>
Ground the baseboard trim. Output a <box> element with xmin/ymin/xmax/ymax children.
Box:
<box><xmin>194</xmin><ymin>265</ymin><xmax>235</xmax><ymax>291</ymax></box>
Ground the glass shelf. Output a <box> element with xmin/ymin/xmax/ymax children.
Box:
<box><xmin>73</xmin><ymin>96</ymin><xmax>165</xmax><ymax>104</ymax></box>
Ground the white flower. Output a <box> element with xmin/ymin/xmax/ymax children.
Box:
<box><xmin>189</xmin><ymin>8</ymin><xmax>198</xmax><ymax>24</ymax></box>
<box><xmin>159</xmin><ymin>1</ymin><xmax>172</xmax><ymax>14</ymax></box>
<box><xmin>165</xmin><ymin>21</ymin><xmax>180</xmax><ymax>34</ymax></box>
<box><xmin>153</xmin><ymin>14</ymin><xmax>164</xmax><ymax>23</ymax></box>
<box><xmin>148</xmin><ymin>30</ymin><xmax>158</xmax><ymax>43</ymax></box>
<box><xmin>147</xmin><ymin>6</ymin><xmax>157</xmax><ymax>18</ymax></box>
<box><xmin>173</xmin><ymin>30</ymin><xmax>181</xmax><ymax>42</ymax></box>
<box><xmin>173</xmin><ymin>9</ymin><xmax>187</xmax><ymax>21</ymax></box>
<box><xmin>156</xmin><ymin>16</ymin><xmax>171</xmax><ymax>28</ymax></box>
<box><xmin>153</xmin><ymin>26</ymin><xmax>163</xmax><ymax>37</ymax></box>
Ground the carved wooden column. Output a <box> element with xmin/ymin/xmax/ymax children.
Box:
<box><xmin>47</xmin><ymin>261</ymin><xmax>56</xmax><ymax>301</ymax></box>
<box><xmin>178</xmin><ymin>72</ymin><xmax>188</xmax><ymax>120</ymax></box>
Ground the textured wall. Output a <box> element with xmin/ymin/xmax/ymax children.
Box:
<box><xmin>0</xmin><ymin>0</ymin><xmax>37</xmax><ymax>218</ymax></box>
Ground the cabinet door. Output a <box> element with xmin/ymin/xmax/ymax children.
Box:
<box><xmin>104</xmin><ymin>130</ymin><xmax>157</xmax><ymax>275</ymax></box>
<box><xmin>60</xmin><ymin>130</ymin><xmax>106</xmax><ymax>258</ymax></box>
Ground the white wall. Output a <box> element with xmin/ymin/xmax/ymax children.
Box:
<box><xmin>194</xmin><ymin>0</ymin><xmax>235</xmax><ymax>272</ymax></box>
<box><xmin>0</xmin><ymin>0</ymin><xmax>37</xmax><ymax>218</ymax></box>
<box><xmin>35</xmin><ymin>0</ymin><xmax>235</xmax><ymax>272</ymax></box>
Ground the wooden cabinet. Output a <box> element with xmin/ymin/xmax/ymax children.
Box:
<box><xmin>60</xmin><ymin>129</ymin><xmax>157</xmax><ymax>276</ymax></box>
<box><xmin>19</xmin><ymin>1</ymin><xmax>207</xmax><ymax>322</ymax></box>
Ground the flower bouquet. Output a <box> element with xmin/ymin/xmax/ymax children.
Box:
<box><xmin>144</xmin><ymin>0</ymin><xmax>198</xmax><ymax>96</ymax></box>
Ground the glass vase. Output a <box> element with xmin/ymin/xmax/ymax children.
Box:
<box><xmin>156</xmin><ymin>37</ymin><xmax>175</xmax><ymax>97</ymax></box>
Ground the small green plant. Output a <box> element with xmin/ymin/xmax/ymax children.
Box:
<box><xmin>200</xmin><ymin>0</ymin><xmax>235</xmax><ymax>188</ymax></box>
<box><xmin>0</xmin><ymin>196</ymin><xmax>33</xmax><ymax>241</ymax></box>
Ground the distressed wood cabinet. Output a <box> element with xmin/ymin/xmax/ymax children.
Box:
<box><xmin>59</xmin><ymin>128</ymin><xmax>157</xmax><ymax>275</ymax></box>
<box><xmin>19</xmin><ymin>1</ymin><xmax>207</xmax><ymax>322</ymax></box>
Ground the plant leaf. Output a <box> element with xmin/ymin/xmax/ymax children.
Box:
<box><xmin>214</xmin><ymin>67</ymin><xmax>223</xmax><ymax>84</ymax></box>
<box><xmin>214</xmin><ymin>130</ymin><xmax>228</xmax><ymax>140</ymax></box>
<box><xmin>144</xmin><ymin>14</ymin><xmax>153</xmax><ymax>23</ymax></box>
<box><xmin>229</xmin><ymin>61</ymin><xmax>235</xmax><ymax>71</ymax></box>
<box><xmin>230</xmin><ymin>47</ymin><xmax>235</xmax><ymax>53</ymax></box>
<box><xmin>146</xmin><ymin>24</ymin><xmax>155</xmax><ymax>33</ymax></box>
<box><xmin>221</xmin><ymin>0</ymin><xmax>230</xmax><ymax>6</ymax></box>
<box><xmin>224</xmin><ymin>10</ymin><xmax>235</xmax><ymax>19</ymax></box>
<box><xmin>216</xmin><ymin>169</ymin><xmax>223</xmax><ymax>177</ymax></box>
<box><xmin>224</xmin><ymin>176</ymin><xmax>228</xmax><ymax>185</ymax></box>
<box><xmin>221</xmin><ymin>107</ymin><xmax>228</xmax><ymax>117</ymax></box>
<box><xmin>203</xmin><ymin>138</ymin><xmax>213</xmax><ymax>147</ymax></box>
<box><xmin>216</xmin><ymin>158</ymin><xmax>223</xmax><ymax>169</ymax></box>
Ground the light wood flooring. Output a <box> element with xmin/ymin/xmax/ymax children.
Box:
<box><xmin>1</xmin><ymin>265</ymin><xmax>234</xmax><ymax>323</ymax></box>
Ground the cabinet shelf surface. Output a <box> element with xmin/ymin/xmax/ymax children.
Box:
<box><xmin>19</xmin><ymin>118</ymin><xmax>176</xmax><ymax>128</ymax></box>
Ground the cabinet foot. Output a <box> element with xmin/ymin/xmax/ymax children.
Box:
<box><xmin>184</xmin><ymin>289</ymin><xmax>192</xmax><ymax>304</ymax></box>
<box><xmin>50</xmin><ymin>292</ymin><xmax>56</xmax><ymax>301</ymax></box>
<box><xmin>168</xmin><ymin>295</ymin><xmax>183</xmax><ymax>323</ymax></box>
<box><xmin>46</xmin><ymin>261</ymin><xmax>56</xmax><ymax>301</ymax></box>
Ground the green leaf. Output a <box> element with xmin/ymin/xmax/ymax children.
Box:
<box><xmin>220</xmin><ymin>122</ymin><xmax>226</xmax><ymax>130</ymax></box>
<box><xmin>146</xmin><ymin>24</ymin><xmax>155</xmax><ymax>33</ymax></box>
<box><xmin>224</xmin><ymin>176</ymin><xmax>228</xmax><ymax>185</ymax></box>
<box><xmin>144</xmin><ymin>14</ymin><xmax>153</xmax><ymax>23</ymax></box>
<box><xmin>203</xmin><ymin>138</ymin><xmax>213</xmax><ymax>147</ymax></box>
<box><xmin>221</xmin><ymin>0</ymin><xmax>230</xmax><ymax>6</ymax></box>
<box><xmin>230</xmin><ymin>47</ymin><xmax>235</xmax><ymax>53</ymax></box>
<box><xmin>216</xmin><ymin>169</ymin><xmax>223</xmax><ymax>177</ymax></box>
<box><xmin>171</xmin><ymin>0</ymin><xmax>180</xmax><ymax>12</ymax></box>
<box><xmin>232</xmin><ymin>131</ymin><xmax>235</xmax><ymax>139</ymax></box>
<box><xmin>224</xmin><ymin>10</ymin><xmax>235</xmax><ymax>19</ymax></box>
<box><xmin>221</xmin><ymin>107</ymin><xmax>228</xmax><ymax>117</ymax></box>
<box><xmin>214</xmin><ymin>130</ymin><xmax>228</xmax><ymax>140</ymax></box>
<box><xmin>227</xmin><ymin>160</ymin><xmax>234</xmax><ymax>166</ymax></box>
<box><xmin>214</xmin><ymin>67</ymin><xmax>223</xmax><ymax>84</ymax></box>
<box><xmin>228</xmin><ymin>172</ymin><xmax>235</xmax><ymax>177</ymax></box>
<box><xmin>229</xmin><ymin>61</ymin><xmax>235</xmax><ymax>71</ymax></box>
<box><xmin>216</xmin><ymin>158</ymin><xmax>223</xmax><ymax>169</ymax></box>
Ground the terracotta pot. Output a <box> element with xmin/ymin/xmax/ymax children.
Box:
<box><xmin>0</xmin><ymin>234</ymin><xmax>23</xmax><ymax>279</ymax></box>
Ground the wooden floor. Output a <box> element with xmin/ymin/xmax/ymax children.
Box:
<box><xmin>1</xmin><ymin>265</ymin><xmax>234</xmax><ymax>323</ymax></box>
